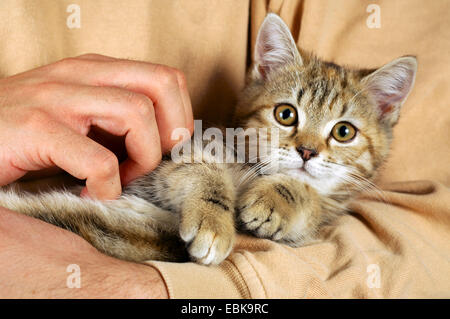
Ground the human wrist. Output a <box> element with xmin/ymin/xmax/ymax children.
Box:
<box><xmin>105</xmin><ymin>260</ymin><xmax>169</xmax><ymax>299</ymax></box>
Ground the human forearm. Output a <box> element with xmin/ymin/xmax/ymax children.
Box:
<box><xmin>0</xmin><ymin>206</ymin><xmax>168</xmax><ymax>298</ymax></box>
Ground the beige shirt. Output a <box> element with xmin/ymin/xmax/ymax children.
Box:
<box><xmin>1</xmin><ymin>0</ymin><xmax>449</xmax><ymax>298</ymax></box>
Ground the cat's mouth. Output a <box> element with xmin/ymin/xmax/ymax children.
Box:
<box><xmin>284</xmin><ymin>165</ymin><xmax>315</xmax><ymax>179</ymax></box>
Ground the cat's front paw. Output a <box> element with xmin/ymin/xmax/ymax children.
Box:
<box><xmin>180</xmin><ymin>199</ymin><xmax>235</xmax><ymax>265</ymax></box>
<box><xmin>237</xmin><ymin>176</ymin><xmax>306</xmax><ymax>242</ymax></box>
<box><xmin>238</xmin><ymin>193</ymin><xmax>294</xmax><ymax>241</ymax></box>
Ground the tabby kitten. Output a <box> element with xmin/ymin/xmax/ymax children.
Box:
<box><xmin>0</xmin><ymin>14</ymin><xmax>417</xmax><ymax>265</ymax></box>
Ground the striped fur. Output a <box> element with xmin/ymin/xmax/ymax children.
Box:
<box><xmin>0</xmin><ymin>14</ymin><xmax>417</xmax><ymax>265</ymax></box>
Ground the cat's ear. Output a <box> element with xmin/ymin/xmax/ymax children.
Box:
<box><xmin>252</xmin><ymin>13</ymin><xmax>302</xmax><ymax>80</ymax></box>
<box><xmin>362</xmin><ymin>56</ymin><xmax>417</xmax><ymax>126</ymax></box>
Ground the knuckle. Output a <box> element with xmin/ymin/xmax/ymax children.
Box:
<box><xmin>92</xmin><ymin>149</ymin><xmax>119</xmax><ymax>178</ymax></box>
<box><xmin>156</xmin><ymin>65</ymin><xmax>178</xmax><ymax>88</ymax></box>
<box><xmin>125</xmin><ymin>92</ymin><xmax>155</xmax><ymax>119</ymax></box>
<box><xmin>43</xmin><ymin>58</ymin><xmax>80</xmax><ymax>77</ymax></box>
<box><xmin>26</xmin><ymin>82</ymin><xmax>63</xmax><ymax>103</ymax></box>
<box><xmin>49</xmin><ymin>57</ymin><xmax>98</xmax><ymax>77</ymax></box>
<box><xmin>53</xmin><ymin>57</ymin><xmax>81</xmax><ymax>71</ymax></box>
<box><xmin>22</xmin><ymin>108</ymin><xmax>53</xmax><ymax>131</ymax></box>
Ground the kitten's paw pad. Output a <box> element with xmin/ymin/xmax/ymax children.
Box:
<box><xmin>180</xmin><ymin>205</ymin><xmax>235</xmax><ymax>265</ymax></box>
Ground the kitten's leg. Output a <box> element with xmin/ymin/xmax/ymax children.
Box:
<box><xmin>0</xmin><ymin>187</ymin><xmax>186</xmax><ymax>262</ymax></box>
<box><xmin>130</xmin><ymin>162</ymin><xmax>236</xmax><ymax>265</ymax></box>
<box><xmin>237</xmin><ymin>173</ymin><xmax>323</xmax><ymax>246</ymax></box>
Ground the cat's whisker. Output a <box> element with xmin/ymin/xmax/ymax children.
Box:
<box><xmin>320</xmin><ymin>161</ymin><xmax>389</xmax><ymax>203</ymax></box>
<box><xmin>237</xmin><ymin>157</ymin><xmax>273</xmax><ymax>187</ymax></box>
<box><xmin>0</xmin><ymin>12</ymin><xmax>416</xmax><ymax>267</ymax></box>
<box><xmin>238</xmin><ymin>162</ymin><xmax>264</xmax><ymax>184</ymax></box>
<box><xmin>344</xmin><ymin>174</ymin><xmax>388</xmax><ymax>204</ymax></box>
<box><xmin>347</xmin><ymin>173</ymin><xmax>389</xmax><ymax>204</ymax></box>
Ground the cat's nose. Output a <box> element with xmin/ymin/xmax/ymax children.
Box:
<box><xmin>296</xmin><ymin>146</ymin><xmax>318</xmax><ymax>161</ymax></box>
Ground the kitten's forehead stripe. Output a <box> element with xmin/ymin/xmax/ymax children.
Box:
<box><xmin>339</xmin><ymin>103</ymin><xmax>349</xmax><ymax>117</ymax></box>
<box><xmin>300</xmin><ymin>90</ymin><xmax>313</xmax><ymax>110</ymax></box>
<box><xmin>297</xmin><ymin>88</ymin><xmax>304</xmax><ymax>104</ymax></box>
<box><xmin>326</xmin><ymin>88</ymin><xmax>339</xmax><ymax>111</ymax></box>
<box><xmin>314</xmin><ymin>81</ymin><xmax>327</xmax><ymax>108</ymax></box>
<box><xmin>340</xmin><ymin>70</ymin><xmax>348</xmax><ymax>89</ymax></box>
<box><xmin>309</xmin><ymin>86</ymin><xmax>318</xmax><ymax>108</ymax></box>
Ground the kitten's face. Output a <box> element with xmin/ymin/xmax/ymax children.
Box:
<box><xmin>234</xmin><ymin>14</ymin><xmax>416</xmax><ymax>197</ymax></box>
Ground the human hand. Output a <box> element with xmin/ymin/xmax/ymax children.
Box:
<box><xmin>0</xmin><ymin>54</ymin><xmax>193</xmax><ymax>199</ymax></box>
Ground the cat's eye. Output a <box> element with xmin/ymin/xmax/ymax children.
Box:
<box><xmin>274</xmin><ymin>104</ymin><xmax>298</xmax><ymax>126</ymax></box>
<box><xmin>331</xmin><ymin>122</ymin><xmax>357</xmax><ymax>142</ymax></box>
